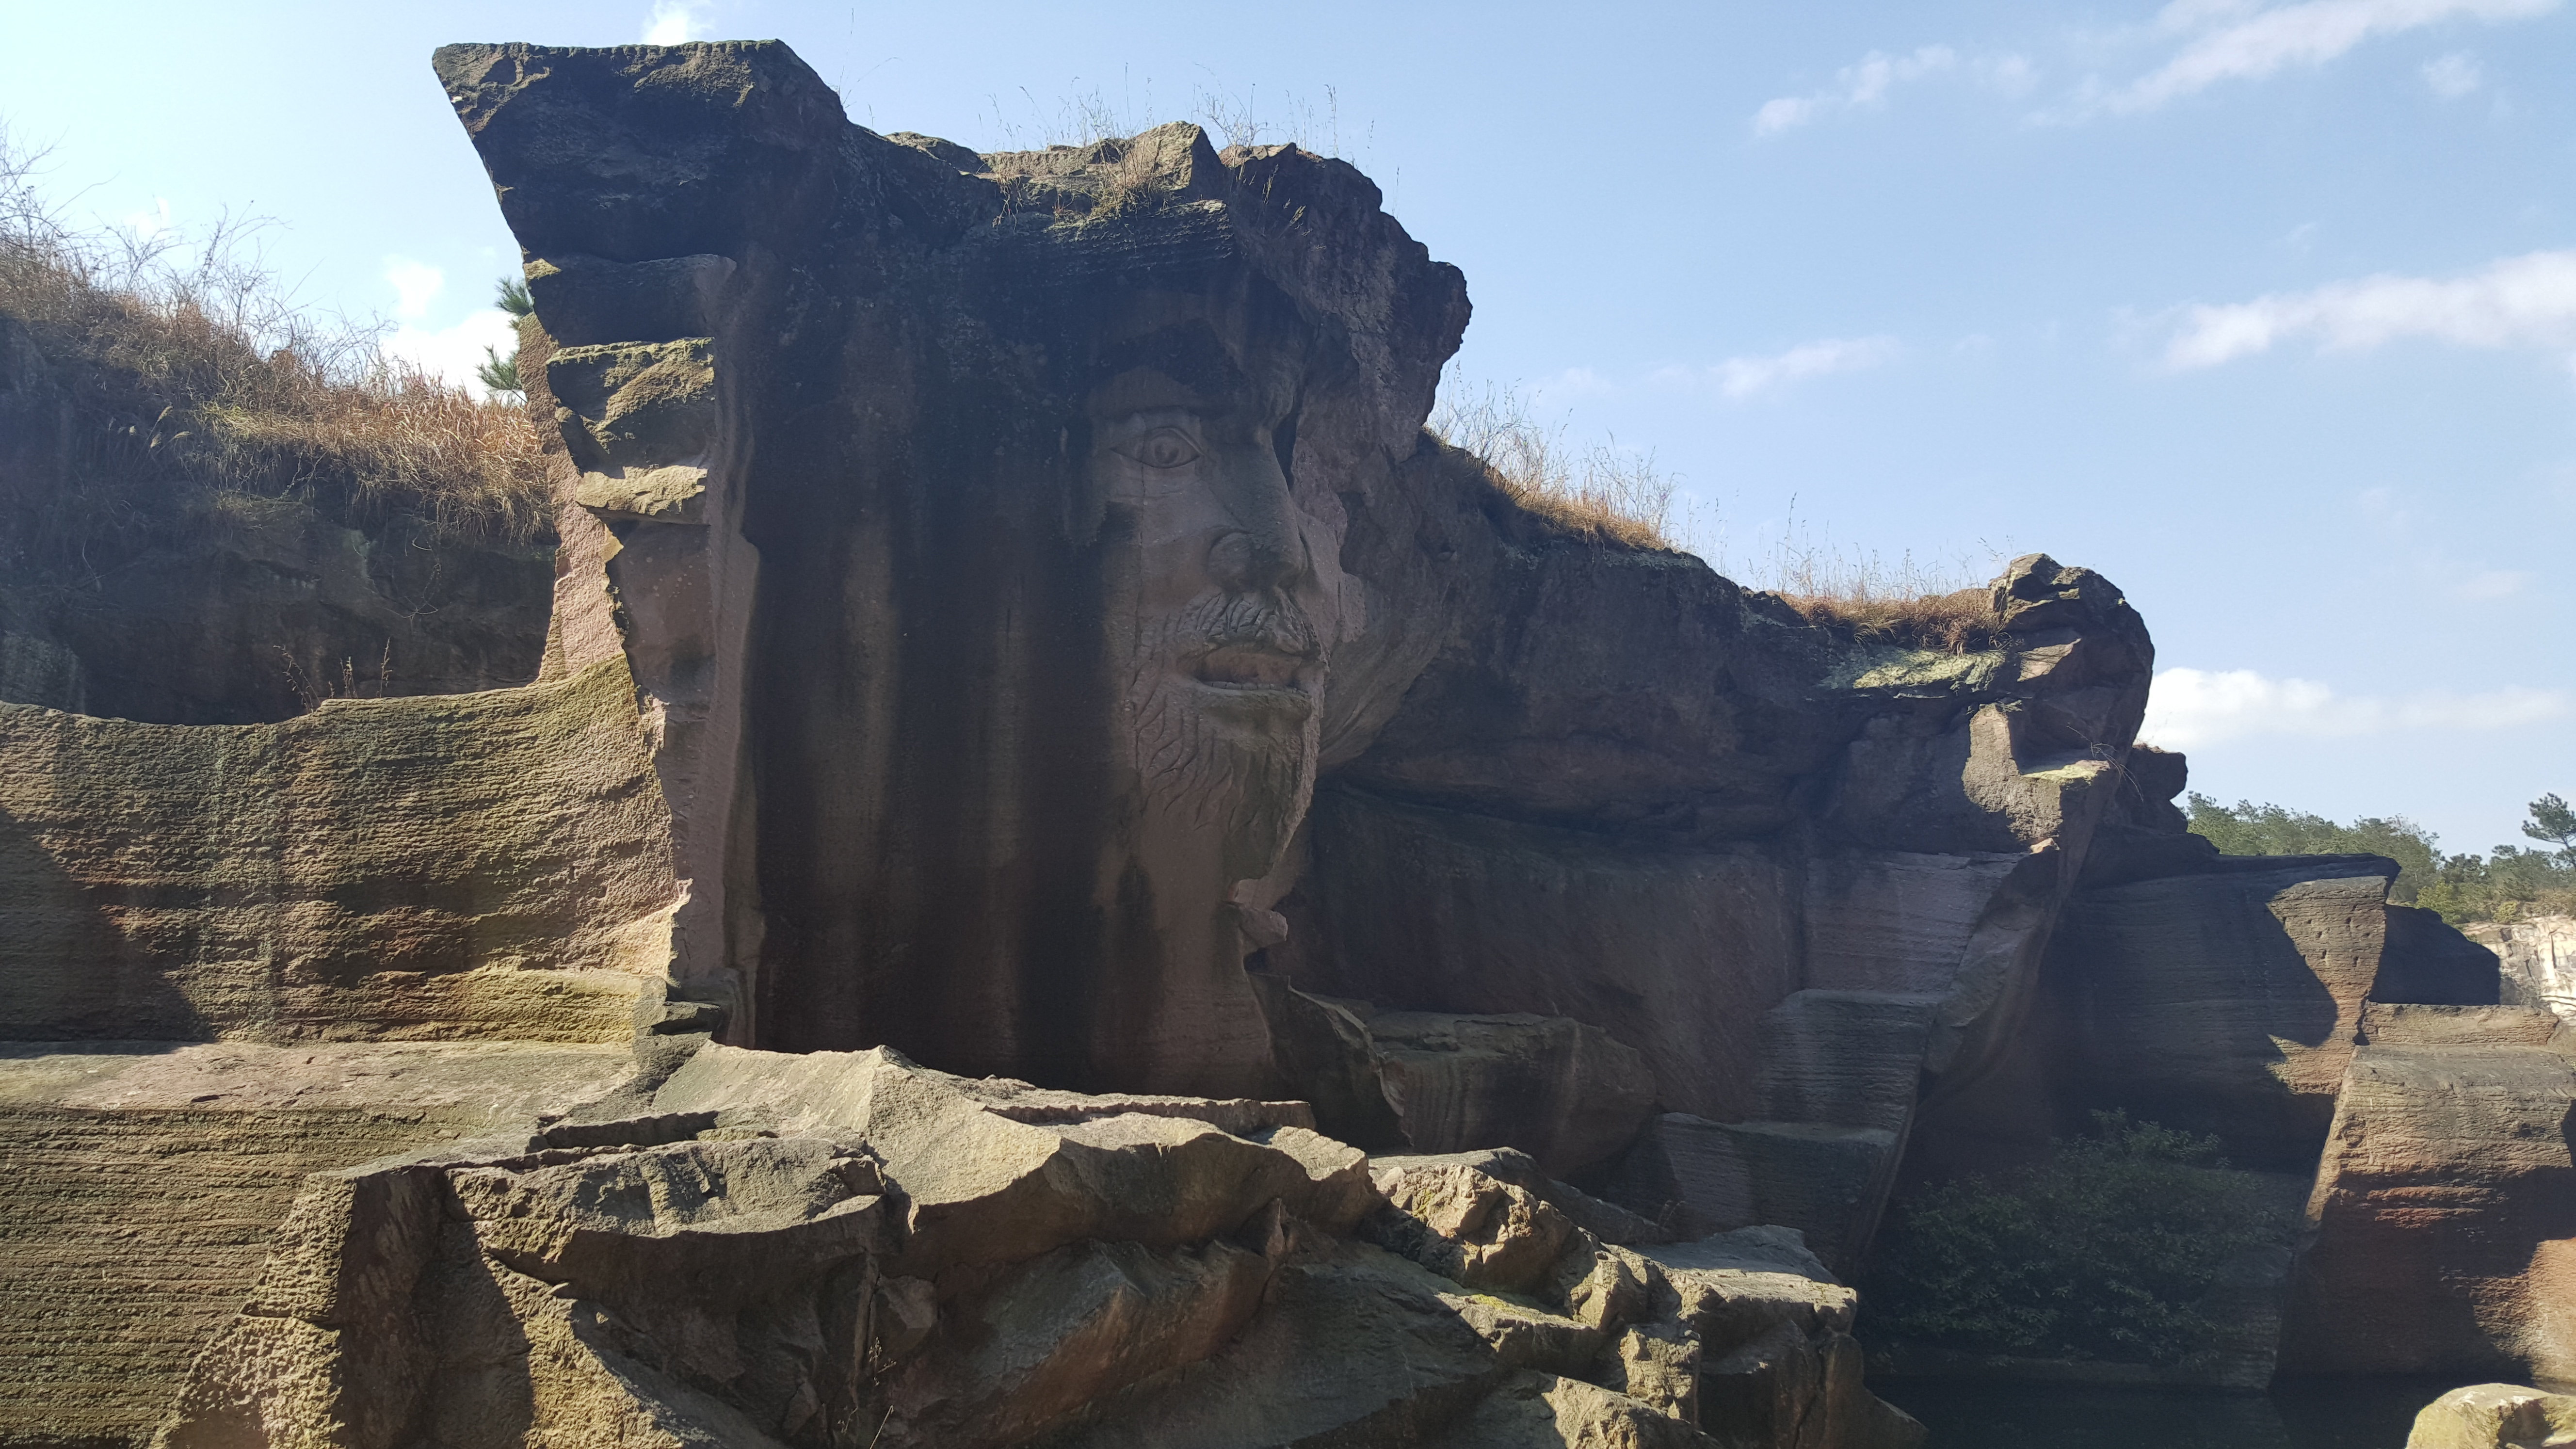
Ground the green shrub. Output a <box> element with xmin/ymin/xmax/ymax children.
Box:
<box><xmin>1862</xmin><ymin>1114</ymin><xmax>2286</xmax><ymax>1367</ymax></box>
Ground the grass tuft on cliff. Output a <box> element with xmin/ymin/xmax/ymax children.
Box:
<box><xmin>1863</xmin><ymin>1113</ymin><xmax>2286</xmax><ymax>1368</ymax></box>
<box><xmin>1429</xmin><ymin>380</ymin><xmax>1677</xmax><ymax>550</ymax></box>
<box><xmin>0</xmin><ymin>136</ymin><xmax>551</xmax><ymax>566</ymax></box>
<box><xmin>1425</xmin><ymin>376</ymin><xmax>2008</xmax><ymax>652</ymax></box>
<box><xmin>1768</xmin><ymin>586</ymin><xmax>2000</xmax><ymax>654</ymax></box>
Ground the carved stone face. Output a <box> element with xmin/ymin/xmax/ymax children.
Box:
<box><xmin>1087</xmin><ymin>328</ymin><xmax>1337</xmax><ymax>888</ymax></box>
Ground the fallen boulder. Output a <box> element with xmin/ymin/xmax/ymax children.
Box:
<box><xmin>2407</xmin><ymin>1383</ymin><xmax>2576</xmax><ymax>1449</ymax></box>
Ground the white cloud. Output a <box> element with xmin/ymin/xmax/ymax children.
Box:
<box><xmin>1752</xmin><ymin>46</ymin><xmax>2034</xmax><ymax>136</ymax></box>
<box><xmin>383</xmin><ymin>310</ymin><xmax>521</xmax><ymax>398</ymax></box>
<box><xmin>643</xmin><ymin>0</ymin><xmax>710</xmax><ymax>44</ymax></box>
<box><xmin>2422</xmin><ymin>50</ymin><xmax>2484</xmax><ymax>93</ymax></box>
<box><xmin>1686</xmin><ymin>336</ymin><xmax>1900</xmax><ymax>399</ymax></box>
<box><xmin>2161</xmin><ymin>249</ymin><xmax>2576</xmax><ymax>368</ymax></box>
<box><xmin>2110</xmin><ymin>0</ymin><xmax>2554</xmax><ymax>112</ymax></box>
<box><xmin>383</xmin><ymin>258</ymin><xmax>445</xmax><ymax>322</ymax></box>
<box><xmin>2141</xmin><ymin>666</ymin><xmax>2574</xmax><ymax>747</ymax></box>
<box><xmin>124</xmin><ymin>197</ymin><xmax>172</xmax><ymax>242</ymax></box>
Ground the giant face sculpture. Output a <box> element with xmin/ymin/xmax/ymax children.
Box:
<box><xmin>1088</xmin><ymin>319</ymin><xmax>1338</xmax><ymax>885</ymax></box>
<box><xmin>438</xmin><ymin>44</ymin><xmax>1465</xmax><ymax>1098</ymax></box>
<box><xmin>1069</xmin><ymin>301</ymin><xmax>1354</xmax><ymax>1095</ymax></box>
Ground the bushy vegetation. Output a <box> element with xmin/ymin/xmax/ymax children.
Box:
<box><xmin>0</xmin><ymin>135</ymin><xmax>552</xmax><ymax>568</ymax></box>
<box><xmin>1863</xmin><ymin>1114</ymin><xmax>2286</xmax><ymax>1367</ymax></box>
<box><xmin>2185</xmin><ymin>792</ymin><xmax>2576</xmax><ymax>924</ymax></box>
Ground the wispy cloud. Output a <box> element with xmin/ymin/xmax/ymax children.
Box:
<box><xmin>2141</xmin><ymin>666</ymin><xmax>2574</xmax><ymax>747</ymax></box>
<box><xmin>2457</xmin><ymin>568</ymin><xmax>2531</xmax><ymax>599</ymax></box>
<box><xmin>1662</xmin><ymin>337</ymin><xmax>1901</xmax><ymax>400</ymax></box>
<box><xmin>643</xmin><ymin>0</ymin><xmax>710</xmax><ymax>44</ymax></box>
<box><xmin>2161</xmin><ymin>249</ymin><xmax>2576</xmax><ymax>368</ymax></box>
<box><xmin>2108</xmin><ymin>0</ymin><xmax>2554</xmax><ymax>112</ymax></box>
<box><xmin>2421</xmin><ymin>50</ymin><xmax>2485</xmax><ymax>94</ymax></box>
<box><xmin>383</xmin><ymin>258</ymin><xmax>445</xmax><ymax>322</ymax></box>
<box><xmin>1752</xmin><ymin>46</ymin><xmax>2034</xmax><ymax>136</ymax></box>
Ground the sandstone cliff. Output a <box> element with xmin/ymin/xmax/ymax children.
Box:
<box><xmin>0</xmin><ymin>32</ymin><xmax>2564</xmax><ymax>1447</ymax></box>
<box><xmin>1892</xmin><ymin>744</ymin><xmax>2576</xmax><ymax>1386</ymax></box>
<box><xmin>2474</xmin><ymin>915</ymin><xmax>2576</xmax><ymax>1021</ymax></box>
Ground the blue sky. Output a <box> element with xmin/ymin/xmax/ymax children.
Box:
<box><xmin>4</xmin><ymin>0</ymin><xmax>2570</xmax><ymax>852</ymax></box>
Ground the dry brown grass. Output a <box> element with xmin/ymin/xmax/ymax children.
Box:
<box><xmin>1778</xmin><ymin>587</ymin><xmax>2000</xmax><ymax>652</ymax></box>
<box><xmin>0</xmin><ymin>136</ymin><xmax>550</xmax><ymax>561</ymax></box>
<box><xmin>1752</xmin><ymin>527</ymin><xmax>2005</xmax><ymax>652</ymax></box>
<box><xmin>1429</xmin><ymin>379</ymin><xmax>1675</xmax><ymax>550</ymax></box>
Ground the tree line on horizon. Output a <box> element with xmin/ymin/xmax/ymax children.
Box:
<box><xmin>2186</xmin><ymin>791</ymin><xmax>2576</xmax><ymax>926</ymax></box>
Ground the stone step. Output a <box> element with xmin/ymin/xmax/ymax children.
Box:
<box><xmin>1606</xmin><ymin>1113</ymin><xmax>1906</xmax><ymax>1275</ymax></box>
<box><xmin>1755</xmin><ymin>989</ymin><xmax>1938</xmax><ymax>1133</ymax></box>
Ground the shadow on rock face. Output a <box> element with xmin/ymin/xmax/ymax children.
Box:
<box><xmin>0</xmin><ymin>802</ymin><xmax>209</xmax><ymax>1041</ymax></box>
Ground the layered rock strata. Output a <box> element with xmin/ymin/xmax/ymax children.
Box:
<box><xmin>1894</xmin><ymin>748</ymin><xmax>2576</xmax><ymax>1385</ymax></box>
<box><xmin>0</xmin><ymin>658</ymin><xmax>679</xmax><ymax>1044</ymax></box>
<box><xmin>2475</xmin><ymin>915</ymin><xmax>2576</xmax><ymax>1022</ymax></box>
<box><xmin>0</xmin><ymin>1039</ymin><xmax>635</xmax><ymax>1445</ymax></box>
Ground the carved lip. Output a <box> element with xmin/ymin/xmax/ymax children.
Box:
<box><xmin>1195</xmin><ymin>644</ymin><xmax>1313</xmax><ymax>690</ymax></box>
<box><xmin>1189</xmin><ymin>644</ymin><xmax>1318</xmax><ymax>721</ymax></box>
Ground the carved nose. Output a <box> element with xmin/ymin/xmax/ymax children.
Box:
<box><xmin>1207</xmin><ymin>526</ymin><xmax>1299</xmax><ymax>593</ymax></box>
<box><xmin>1209</xmin><ymin>451</ymin><xmax>1304</xmax><ymax>594</ymax></box>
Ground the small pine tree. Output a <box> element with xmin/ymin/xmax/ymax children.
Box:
<box><xmin>2525</xmin><ymin>794</ymin><xmax>2576</xmax><ymax>862</ymax></box>
<box><xmin>475</xmin><ymin>347</ymin><xmax>522</xmax><ymax>398</ymax></box>
<box><xmin>494</xmin><ymin>275</ymin><xmax>534</xmax><ymax>318</ymax></box>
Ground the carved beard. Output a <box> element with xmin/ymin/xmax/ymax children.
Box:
<box><xmin>1124</xmin><ymin>590</ymin><xmax>1322</xmax><ymax>878</ymax></box>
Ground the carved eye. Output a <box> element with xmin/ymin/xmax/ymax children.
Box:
<box><xmin>1122</xmin><ymin>427</ymin><xmax>1202</xmax><ymax>470</ymax></box>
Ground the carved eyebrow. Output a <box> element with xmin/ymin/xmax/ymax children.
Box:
<box><xmin>1088</xmin><ymin>369</ymin><xmax>1216</xmax><ymax>418</ymax></box>
<box><xmin>1088</xmin><ymin>321</ymin><xmax>1252</xmax><ymax>402</ymax></box>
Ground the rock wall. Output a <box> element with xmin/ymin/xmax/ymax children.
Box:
<box><xmin>0</xmin><ymin>1039</ymin><xmax>634</xmax><ymax>1445</ymax></box>
<box><xmin>2279</xmin><ymin>1010</ymin><xmax>2576</xmax><ymax>1380</ymax></box>
<box><xmin>2474</xmin><ymin>915</ymin><xmax>2576</xmax><ymax>1021</ymax></box>
<box><xmin>0</xmin><ymin>658</ymin><xmax>679</xmax><ymax>1044</ymax></box>
<box><xmin>2031</xmin><ymin>854</ymin><xmax>2398</xmax><ymax>1169</ymax></box>
<box><xmin>1271</xmin><ymin>509</ymin><xmax>2152</xmax><ymax>1266</ymax></box>
<box><xmin>1894</xmin><ymin>753</ymin><xmax>2576</xmax><ymax>1385</ymax></box>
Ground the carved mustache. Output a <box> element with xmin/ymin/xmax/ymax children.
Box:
<box><xmin>1190</xmin><ymin>592</ymin><xmax>1320</xmax><ymax>661</ymax></box>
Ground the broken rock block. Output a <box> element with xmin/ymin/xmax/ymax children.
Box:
<box><xmin>651</xmin><ymin>1043</ymin><xmax>1371</xmax><ymax>1272</ymax></box>
<box><xmin>1646</xmin><ymin>1229</ymin><xmax>1924</xmax><ymax>1449</ymax></box>
<box><xmin>881</xmin><ymin>1238</ymin><xmax>1276</xmax><ymax>1449</ymax></box>
<box><xmin>1364</xmin><ymin>1157</ymin><xmax>1579</xmax><ymax>1294</ymax></box>
<box><xmin>1606</xmin><ymin>1113</ymin><xmax>1902</xmax><ymax>1272</ymax></box>
<box><xmin>1433</xmin><ymin>1371</ymin><xmax>1721</xmax><ymax>1449</ymax></box>
<box><xmin>1047</xmin><ymin>1242</ymin><xmax>1509</xmax><ymax>1449</ymax></box>
<box><xmin>1594</xmin><ymin>1321</ymin><xmax>1703</xmax><ymax>1427</ymax></box>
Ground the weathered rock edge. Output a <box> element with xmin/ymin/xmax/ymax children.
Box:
<box><xmin>159</xmin><ymin>1042</ymin><xmax>1924</xmax><ymax>1449</ymax></box>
